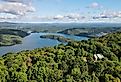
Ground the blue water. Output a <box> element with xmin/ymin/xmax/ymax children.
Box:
<box><xmin>0</xmin><ymin>33</ymin><xmax>88</xmax><ymax>55</ymax></box>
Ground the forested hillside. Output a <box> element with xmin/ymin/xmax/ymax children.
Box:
<box><xmin>0</xmin><ymin>31</ymin><xmax>121</xmax><ymax>82</ymax></box>
<box><xmin>0</xmin><ymin>29</ymin><xmax>29</xmax><ymax>46</ymax></box>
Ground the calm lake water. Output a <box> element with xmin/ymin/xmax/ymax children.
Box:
<box><xmin>0</xmin><ymin>33</ymin><xmax>88</xmax><ymax>55</ymax></box>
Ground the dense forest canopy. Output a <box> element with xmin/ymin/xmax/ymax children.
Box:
<box><xmin>0</xmin><ymin>31</ymin><xmax>121</xmax><ymax>82</ymax></box>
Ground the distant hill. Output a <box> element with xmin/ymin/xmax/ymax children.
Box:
<box><xmin>58</xmin><ymin>27</ymin><xmax>121</xmax><ymax>37</ymax></box>
<box><xmin>0</xmin><ymin>22</ymin><xmax>15</xmax><ymax>24</ymax></box>
<box><xmin>0</xmin><ymin>29</ymin><xmax>29</xmax><ymax>37</ymax></box>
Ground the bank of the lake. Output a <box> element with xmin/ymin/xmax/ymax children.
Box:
<box><xmin>0</xmin><ymin>29</ymin><xmax>29</xmax><ymax>46</ymax></box>
<box><xmin>40</xmin><ymin>34</ymin><xmax>74</xmax><ymax>43</ymax></box>
<box><xmin>0</xmin><ymin>33</ymin><xmax>88</xmax><ymax>55</ymax></box>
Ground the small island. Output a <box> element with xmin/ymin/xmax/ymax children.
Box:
<box><xmin>0</xmin><ymin>29</ymin><xmax>29</xmax><ymax>47</ymax></box>
<box><xmin>40</xmin><ymin>34</ymin><xmax>74</xmax><ymax>42</ymax></box>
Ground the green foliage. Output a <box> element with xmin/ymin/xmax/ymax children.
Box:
<box><xmin>0</xmin><ymin>34</ymin><xmax>22</xmax><ymax>46</ymax></box>
<box><xmin>0</xmin><ymin>31</ymin><xmax>121</xmax><ymax>81</ymax></box>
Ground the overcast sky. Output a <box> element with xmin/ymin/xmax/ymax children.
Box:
<box><xmin>0</xmin><ymin>0</ymin><xmax>121</xmax><ymax>23</ymax></box>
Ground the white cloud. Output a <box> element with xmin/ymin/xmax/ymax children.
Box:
<box><xmin>100</xmin><ymin>11</ymin><xmax>121</xmax><ymax>18</ymax></box>
<box><xmin>53</xmin><ymin>15</ymin><xmax>64</xmax><ymax>20</ymax></box>
<box><xmin>29</xmin><ymin>12</ymin><xmax>121</xmax><ymax>23</ymax></box>
<box><xmin>0</xmin><ymin>14</ymin><xmax>18</xmax><ymax>19</ymax></box>
<box><xmin>92</xmin><ymin>10</ymin><xmax>121</xmax><ymax>21</ymax></box>
<box><xmin>2</xmin><ymin>0</ymin><xmax>32</xmax><ymax>5</ymax></box>
<box><xmin>28</xmin><ymin>13</ymin><xmax>86</xmax><ymax>22</ymax></box>
<box><xmin>50</xmin><ymin>13</ymin><xmax>82</xmax><ymax>21</ymax></box>
<box><xmin>2</xmin><ymin>0</ymin><xmax>22</xmax><ymax>2</ymax></box>
<box><xmin>87</xmin><ymin>2</ymin><xmax>103</xmax><ymax>9</ymax></box>
<box><xmin>0</xmin><ymin>2</ymin><xmax>35</xmax><ymax>16</ymax></box>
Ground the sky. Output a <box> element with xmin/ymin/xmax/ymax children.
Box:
<box><xmin>0</xmin><ymin>0</ymin><xmax>121</xmax><ymax>23</ymax></box>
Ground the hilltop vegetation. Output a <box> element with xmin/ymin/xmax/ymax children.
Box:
<box><xmin>0</xmin><ymin>34</ymin><xmax>22</xmax><ymax>46</ymax></box>
<box><xmin>40</xmin><ymin>34</ymin><xmax>74</xmax><ymax>42</ymax></box>
<box><xmin>58</xmin><ymin>27</ymin><xmax>121</xmax><ymax>38</ymax></box>
<box><xmin>0</xmin><ymin>29</ymin><xmax>29</xmax><ymax>38</ymax></box>
<box><xmin>0</xmin><ymin>31</ymin><xmax>121</xmax><ymax>82</ymax></box>
<box><xmin>0</xmin><ymin>29</ymin><xmax>29</xmax><ymax>46</ymax></box>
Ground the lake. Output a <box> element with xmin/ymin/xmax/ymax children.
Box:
<box><xmin>0</xmin><ymin>33</ymin><xmax>88</xmax><ymax>55</ymax></box>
